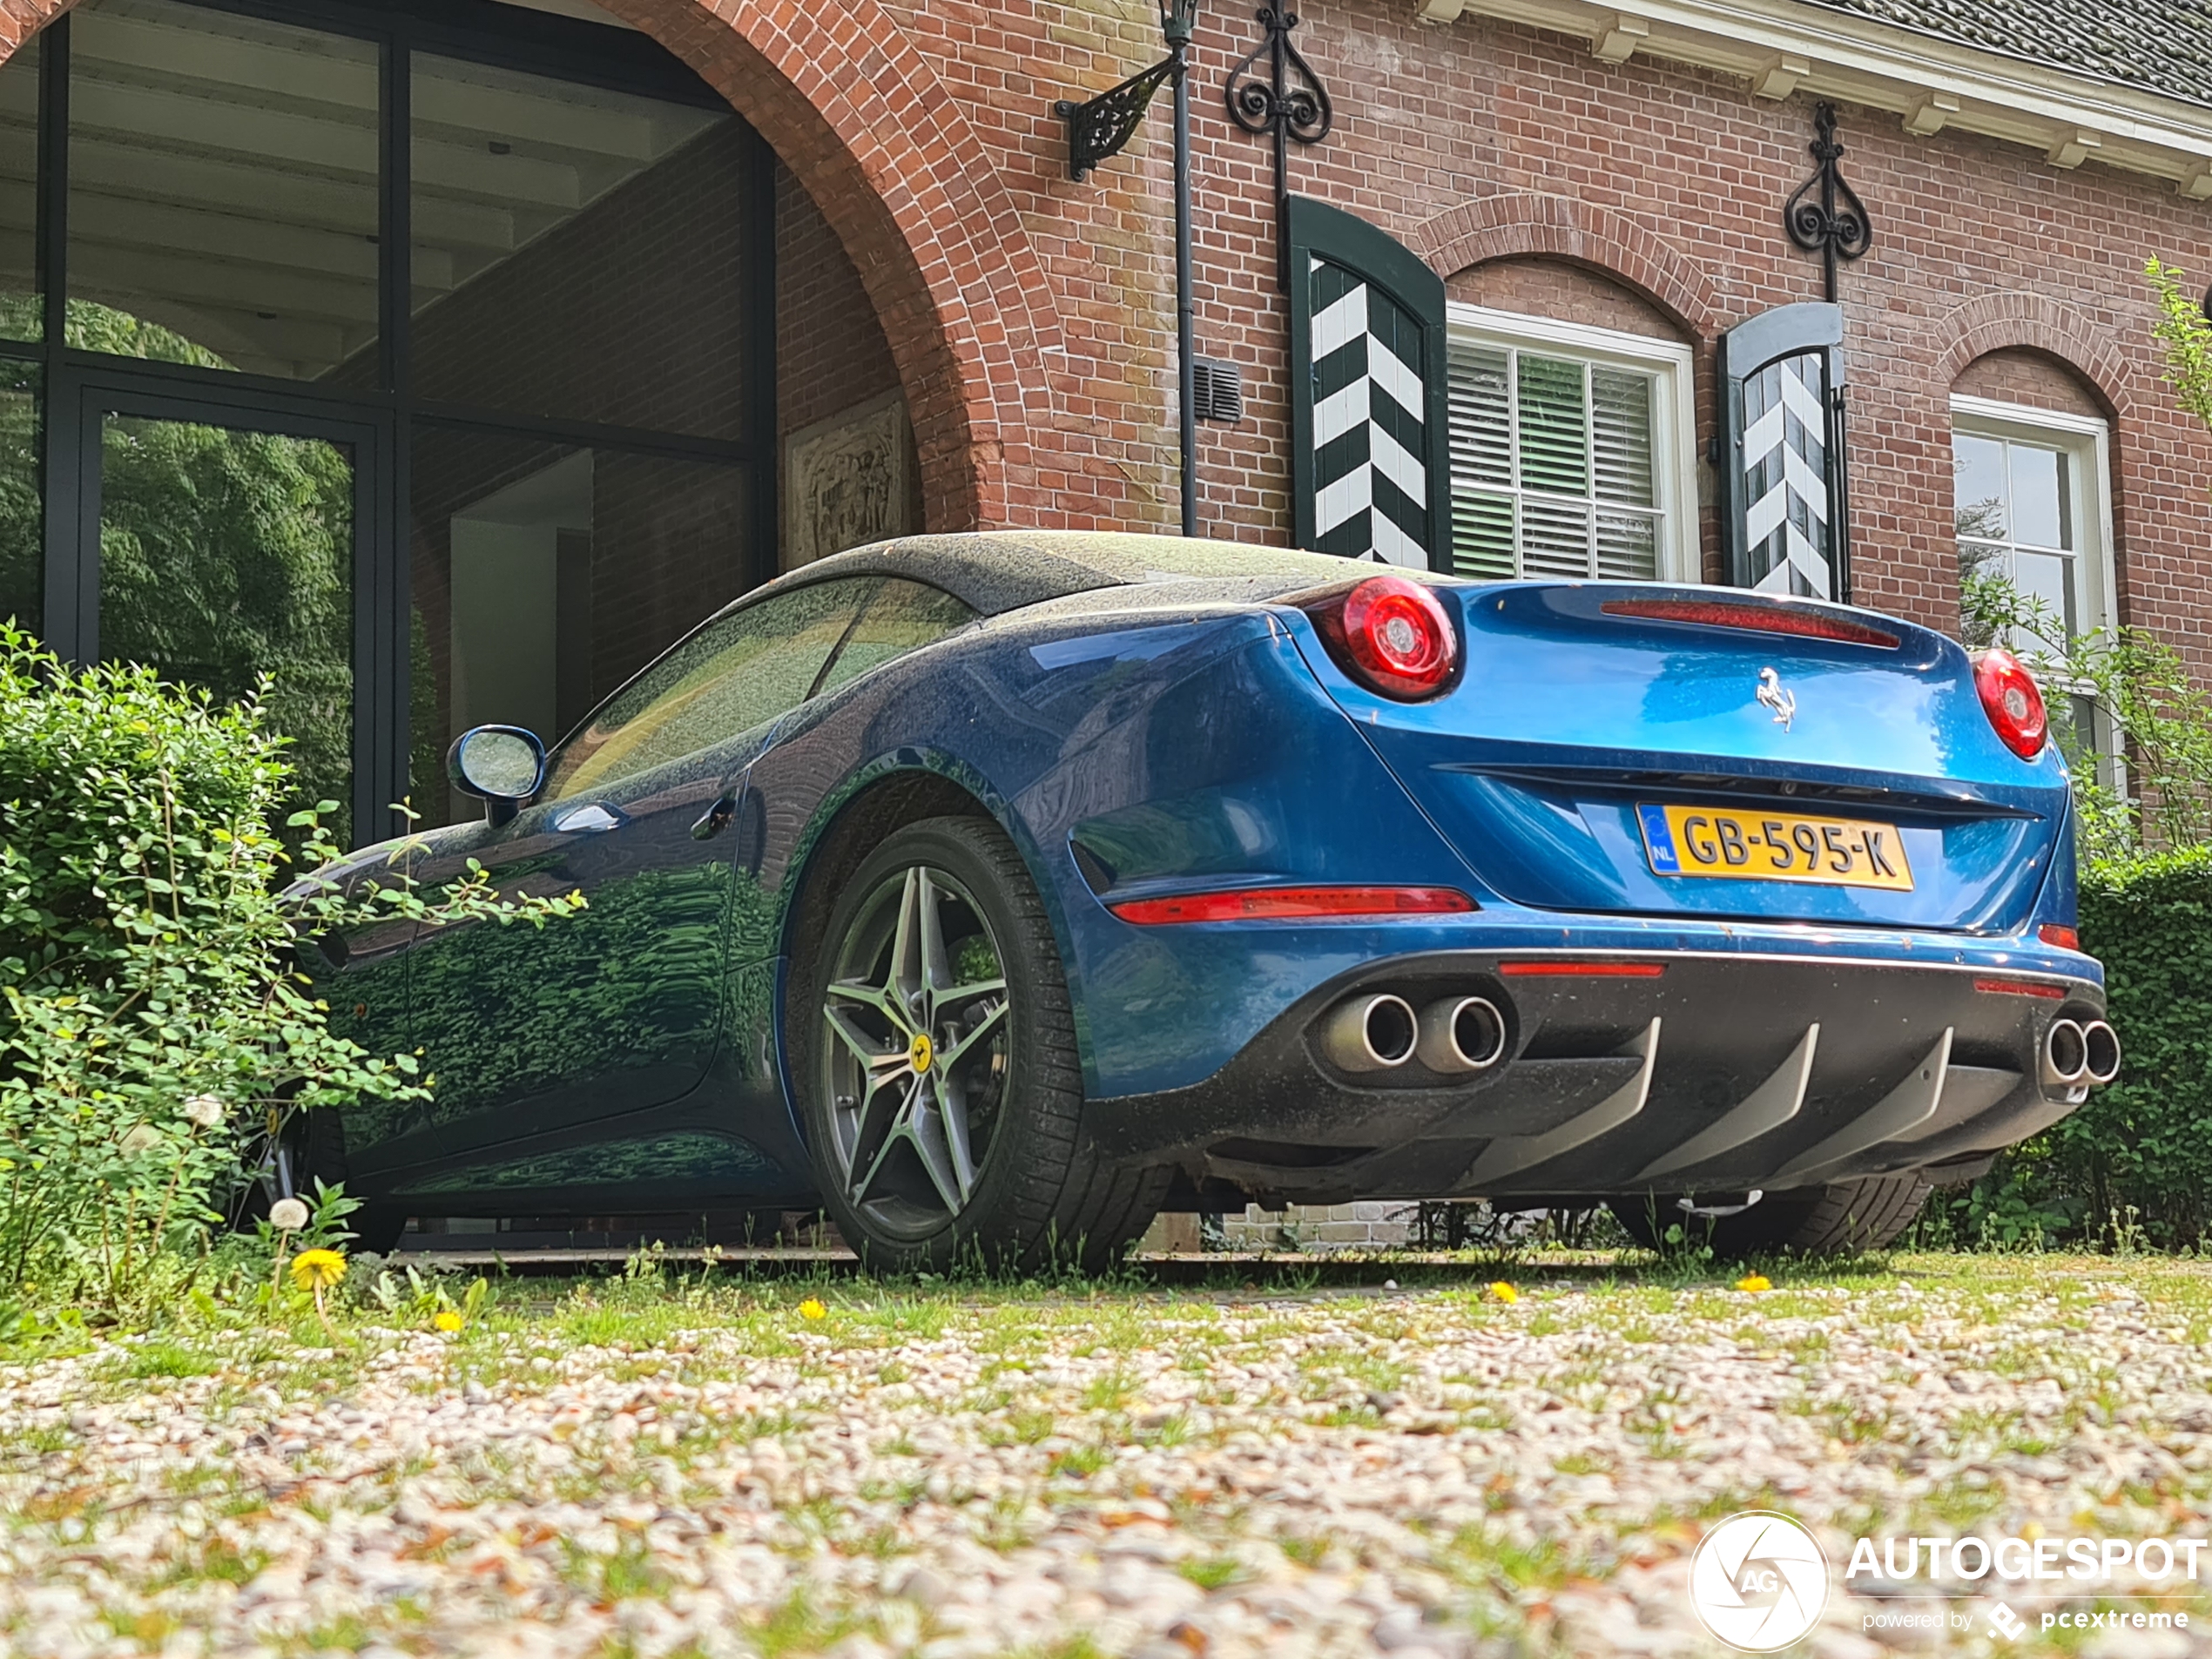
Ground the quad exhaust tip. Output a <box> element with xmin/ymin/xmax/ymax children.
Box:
<box><xmin>1319</xmin><ymin>993</ymin><xmax>1419</xmax><ymax>1072</ymax></box>
<box><xmin>2042</xmin><ymin>1017</ymin><xmax>2121</xmax><ymax>1090</ymax></box>
<box><xmin>1418</xmin><ymin>995</ymin><xmax>1507</xmax><ymax>1074</ymax></box>
<box><xmin>2082</xmin><ymin>1019</ymin><xmax>2121</xmax><ymax>1086</ymax></box>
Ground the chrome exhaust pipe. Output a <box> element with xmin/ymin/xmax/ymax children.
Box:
<box><xmin>1417</xmin><ymin>996</ymin><xmax>1507</xmax><ymax>1074</ymax></box>
<box><xmin>2041</xmin><ymin>1018</ymin><xmax>2088</xmax><ymax>1089</ymax></box>
<box><xmin>1319</xmin><ymin>993</ymin><xmax>1418</xmax><ymax>1072</ymax></box>
<box><xmin>2081</xmin><ymin>1020</ymin><xmax>2121</xmax><ymax>1086</ymax></box>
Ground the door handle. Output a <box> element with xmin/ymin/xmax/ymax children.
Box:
<box><xmin>550</xmin><ymin>801</ymin><xmax>624</xmax><ymax>833</ymax></box>
<box><xmin>691</xmin><ymin>792</ymin><xmax>738</xmax><ymax>840</ymax></box>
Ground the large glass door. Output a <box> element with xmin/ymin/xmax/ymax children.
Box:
<box><xmin>46</xmin><ymin>379</ymin><xmax>393</xmax><ymax>843</ymax></box>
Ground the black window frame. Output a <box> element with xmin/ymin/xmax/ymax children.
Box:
<box><xmin>7</xmin><ymin>0</ymin><xmax>779</xmax><ymax>842</ymax></box>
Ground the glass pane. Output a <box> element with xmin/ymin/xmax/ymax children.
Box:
<box><xmin>410</xmin><ymin>428</ymin><xmax>754</xmax><ymax>826</ymax></box>
<box><xmin>545</xmin><ymin>577</ymin><xmax>869</xmax><ymax>801</ymax></box>
<box><xmin>814</xmin><ymin>577</ymin><xmax>975</xmax><ymax>698</ymax></box>
<box><xmin>98</xmin><ymin>414</ymin><xmax>354</xmax><ymax>840</ymax></box>
<box><xmin>0</xmin><ymin>37</ymin><xmax>39</xmax><ymax>341</ymax></box>
<box><xmin>68</xmin><ymin>0</ymin><xmax>381</xmax><ymax>380</ymax></box>
<box><xmin>409</xmin><ymin>54</ymin><xmax>744</xmax><ymax>439</ymax></box>
<box><xmin>2013</xmin><ymin>548</ymin><xmax>2078</xmax><ymax>637</ymax></box>
<box><xmin>1451</xmin><ymin>489</ymin><xmax>1514</xmax><ymax>580</ymax></box>
<box><xmin>2008</xmin><ymin>442</ymin><xmax>2067</xmax><ymax>550</ymax></box>
<box><xmin>1521</xmin><ymin>495</ymin><xmax>1591</xmax><ymax>579</ymax></box>
<box><xmin>1591</xmin><ymin>368</ymin><xmax>1655</xmax><ymax>507</ymax></box>
<box><xmin>1595</xmin><ymin>509</ymin><xmax>1657</xmax><ymax>581</ymax></box>
<box><xmin>1953</xmin><ymin>433</ymin><xmax>2007</xmax><ymax>541</ymax></box>
<box><xmin>0</xmin><ymin>362</ymin><xmax>37</xmax><ymax>630</ymax></box>
<box><xmin>1447</xmin><ymin>343</ymin><xmax>1510</xmax><ymax>489</ymax></box>
<box><xmin>1517</xmin><ymin>354</ymin><xmax>1587</xmax><ymax>496</ymax></box>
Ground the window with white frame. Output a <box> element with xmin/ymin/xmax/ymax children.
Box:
<box><xmin>1951</xmin><ymin>394</ymin><xmax>2117</xmax><ymax>760</ymax></box>
<box><xmin>1445</xmin><ymin>305</ymin><xmax>1699</xmax><ymax>584</ymax></box>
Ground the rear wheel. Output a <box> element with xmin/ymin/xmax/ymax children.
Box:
<box><xmin>790</xmin><ymin>815</ymin><xmax>1167</xmax><ymax>1274</ymax></box>
<box><xmin>1609</xmin><ymin>1176</ymin><xmax>1930</xmax><ymax>1258</ymax></box>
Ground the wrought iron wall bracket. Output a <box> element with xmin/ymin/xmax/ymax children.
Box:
<box><xmin>1784</xmin><ymin>101</ymin><xmax>1871</xmax><ymax>302</ymax></box>
<box><xmin>1224</xmin><ymin>6</ymin><xmax>1333</xmax><ymax>290</ymax></box>
<box><xmin>1055</xmin><ymin>56</ymin><xmax>1178</xmax><ymax>183</ymax></box>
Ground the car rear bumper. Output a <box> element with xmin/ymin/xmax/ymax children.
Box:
<box><xmin>1083</xmin><ymin>947</ymin><xmax>2105</xmax><ymax>1204</ymax></box>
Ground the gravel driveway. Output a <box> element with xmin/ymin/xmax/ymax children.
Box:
<box><xmin>0</xmin><ymin>1254</ymin><xmax>2207</xmax><ymax>1658</ymax></box>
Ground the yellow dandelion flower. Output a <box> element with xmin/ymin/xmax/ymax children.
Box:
<box><xmin>288</xmin><ymin>1248</ymin><xmax>348</xmax><ymax>1291</ymax></box>
<box><xmin>798</xmin><ymin>1298</ymin><xmax>827</xmax><ymax>1320</ymax></box>
<box><xmin>1737</xmin><ymin>1273</ymin><xmax>1772</xmax><ymax>1294</ymax></box>
<box><xmin>433</xmin><ymin>1310</ymin><xmax>464</xmax><ymax>1333</ymax></box>
<box><xmin>1487</xmin><ymin>1281</ymin><xmax>1519</xmax><ymax>1305</ymax></box>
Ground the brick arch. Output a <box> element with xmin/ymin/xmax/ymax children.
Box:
<box><xmin>1933</xmin><ymin>293</ymin><xmax>2134</xmax><ymax>423</ymax></box>
<box><xmin>1411</xmin><ymin>193</ymin><xmax>1724</xmax><ymax>341</ymax></box>
<box><xmin>0</xmin><ymin>0</ymin><xmax>1075</xmax><ymax>532</ymax></box>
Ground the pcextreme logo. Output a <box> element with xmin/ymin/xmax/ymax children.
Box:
<box><xmin>1689</xmin><ymin>1511</ymin><xmax>1831</xmax><ymax>1652</ymax></box>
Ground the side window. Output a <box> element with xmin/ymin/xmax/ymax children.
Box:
<box><xmin>813</xmin><ymin>578</ymin><xmax>976</xmax><ymax>698</ymax></box>
<box><xmin>544</xmin><ymin>577</ymin><xmax>874</xmax><ymax>799</ymax></box>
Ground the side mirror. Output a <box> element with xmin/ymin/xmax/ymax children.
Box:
<box><xmin>446</xmin><ymin>725</ymin><xmax>545</xmax><ymax>827</ymax></box>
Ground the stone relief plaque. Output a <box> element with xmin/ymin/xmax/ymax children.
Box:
<box><xmin>784</xmin><ymin>391</ymin><xmax>911</xmax><ymax>569</ymax></box>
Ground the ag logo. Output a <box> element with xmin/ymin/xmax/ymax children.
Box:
<box><xmin>1689</xmin><ymin>1510</ymin><xmax>1830</xmax><ymax>1651</ymax></box>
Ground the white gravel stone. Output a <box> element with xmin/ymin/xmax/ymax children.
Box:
<box><xmin>0</xmin><ymin>1271</ymin><xmax>2204</xmax><ymax>1654</ymax></box>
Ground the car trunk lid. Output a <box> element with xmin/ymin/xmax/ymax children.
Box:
<box><xmin>1288</xmin><ymin>581</ymin><xmax>2069</xmax><ymax>934</ymax></box>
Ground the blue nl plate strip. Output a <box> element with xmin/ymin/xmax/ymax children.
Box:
<box><xmin>1636</xmin><ymin>802</ymin><xmax>1681</xmax><ymax>874</ymax></box>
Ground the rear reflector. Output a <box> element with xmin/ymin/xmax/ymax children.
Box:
<box><xmin>2038</xmin><ymin>924</ymin><xmax>2080</xmax><ymax>951</ymax></box>
<box><xmin>1975</xmin><ymin>976</ymin><xmax>2067</xmax><ymax>999</ymax></box>
<box><xmin>1108</xmin><ymin>885</ymin><xmax>1475</xmax><ymax>924</ymax></box>
<box><xmin>1497</xmin><ymin>961</ymin><xmax>1667</xmax><ymax>979</ymax></box>
<box><xmin>1600</xmin><ymin>597</ymin><xmax>1899</xmax><ymax>650</ymax></box>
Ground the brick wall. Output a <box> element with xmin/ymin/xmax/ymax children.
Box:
<box><xmin>787</xmin><ymin>0</ymin><xmax>2212</xmax><ymax>664</ymax></box>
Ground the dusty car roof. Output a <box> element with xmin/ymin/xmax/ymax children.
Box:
<box><xmin>772</xmin><ymin>530</ymin><xmax>1359</xmax><ymax>617</ymax></box>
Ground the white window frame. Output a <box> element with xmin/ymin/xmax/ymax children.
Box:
<box><xmin>1950</xmin><ymin>392</ymin><xmax>2120</xmax><ymax>774</ymax></box>
<box><xmin>1446</xmin><ymin>302</ymin><xmax>1702</xmax><ymax>584</ymax></box>
<box><xmin>1949</xmin><ymin>393</ymin><xmax>2117</xmax><ymax>640</ymax></box>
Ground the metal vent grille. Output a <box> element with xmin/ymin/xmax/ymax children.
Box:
<box><xmin>1192</xmin><ymin>357</ymin><xmax>1244</xmax><ymax>424</ymax></box>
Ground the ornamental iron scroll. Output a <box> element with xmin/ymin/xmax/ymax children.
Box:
<box><xmin>1224</xmin><ymin>7</ymin><xmax>1334</xmax><ymax>290</ymax></box>
<box><xmin>1055</xmin><ymin>57</ymin><xmax>1178</xmax><ymax>183</ymax></box>
<box><xmin>1784</xmin><ymin>102</ymin><xmax>1871</xmax><ymax>302</ymax></box>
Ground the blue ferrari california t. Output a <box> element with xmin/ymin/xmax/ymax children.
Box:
<box><xmin>298</xmin><ymin>532</ymin><xmax>2113</xmax><ymax>1265</ymax></box>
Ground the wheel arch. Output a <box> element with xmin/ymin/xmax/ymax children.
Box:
<box><xmin>776</xmin><ymin>750</ymin><xmax>1089</xmax><ymax>1018</ymax></box>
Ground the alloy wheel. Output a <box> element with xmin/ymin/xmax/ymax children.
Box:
<box><xmin>819</xmin><ymin>863</ymin><xmax>1011</xmax><ymax>1235</ymax></box>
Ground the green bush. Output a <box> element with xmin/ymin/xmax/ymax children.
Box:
<box><xmin>0</xmin><ymin>626</ymin><xmax>575</xmax><ymax>1312</ymax></box>
<box><xmin>1966</xmin><ymin>847</ymin><xmax>2212</xmax><ymax>1248</ymax></box>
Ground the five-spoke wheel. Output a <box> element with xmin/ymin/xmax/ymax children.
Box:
<box><xmin>821</xmin><ymin>863</ymin><xmax>1011</xmax><ymax>1233</ymax></box>
<box><xmin>790</xmin><ymin>814</ymin><xmax>1169</xmax><ymax>1272</ymax></box>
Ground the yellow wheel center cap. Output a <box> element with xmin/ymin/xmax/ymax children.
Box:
<box><xmin>908</xmin><ymin>1032</ymin><xmax>934</xmax><ymax>1074</ymax></box>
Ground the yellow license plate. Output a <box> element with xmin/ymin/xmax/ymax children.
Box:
<box><xmin>1635</xmin><ymin>803</ymin><xmax>1914</xmax><ymax>891</ymax></box>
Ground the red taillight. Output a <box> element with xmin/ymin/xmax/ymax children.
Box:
<box><xmin>1298</xmin><ymin>575</ymin><xmax>1460</xmax><ymax>700</ymax></box>
<box><xmin>1600</xmin><ymin>597</ymin><xmax>1899</xmax><ymax>650</ymax></box>
<box><xmin>2039</xmin><ymin>924</ymin><xmax>2080</xmax><ymax>951</ymax></box>
<box><xmin>1108</xmin><ymin>885</ymin><xmax>1475</xmax><ymax>924</ymax></box>
<box><xmin>1973</xmin><ymin>647</ymin><xmax>2048</xmax><ymax>759</ymax></box>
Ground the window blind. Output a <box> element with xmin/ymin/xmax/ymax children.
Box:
<box><xmin>1446</xmin><ymin>337</ymin><xmax>1664</xmax><ymax>583</ymax></box>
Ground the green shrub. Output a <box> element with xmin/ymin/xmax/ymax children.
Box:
<box><xmin>1973</xmin><ymin>846</ymin><xmax>2212</xmax><ymax>1247</ymax></box>
<box><xmin>0</xmin><ymin>626</ymin><xmax>575</xmax><ymax>1312</ymax></box>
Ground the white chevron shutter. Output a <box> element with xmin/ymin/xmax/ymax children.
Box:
<box><xmin>1287</xmin><ymin>198</ymin><xmax>1448</xmax><ymax>570</ymax></box>
<box><xmin>1720</xmin><ymin>303</ymin><xmax>1851</xmax><ymax>600</ymax></box>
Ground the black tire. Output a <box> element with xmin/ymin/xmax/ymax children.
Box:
<box><xmin>789</xmin><ymin>814</ymin><xmax>1168</xmax><ymax>1274</ymax></box>
<box><xmin>1609</xmin><ymin>1176</ymin><xmax>1931</xmax><ymax>1258</ymax></box>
